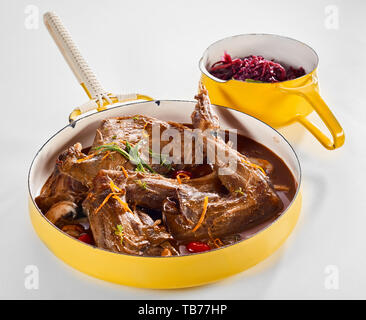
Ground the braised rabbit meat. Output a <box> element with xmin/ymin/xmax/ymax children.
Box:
<box><xmin>36</xmin><ymin>84</ymin><xmax>296</xmax><ymax>256</ymax></box>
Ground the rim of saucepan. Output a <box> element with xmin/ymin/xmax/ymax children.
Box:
<box><xmin>199</xmin><ymin>33</ymin><xmax>319</xmax><ymax>84</ymax></box>
<box><xmin>28</xmin><ymin>99</ymin><xmax>302</xmax><ymax>259</ymax></box>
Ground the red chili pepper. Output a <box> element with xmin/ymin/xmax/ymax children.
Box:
<box><xmin>78</xmin><ymin>233</ymin><xmax>93</xmax><ymax>245</ymax></box>
<box><xmin>186</xmin><ymin>241</ymin><xmax>211</xmax><ymax>253</ymax></box>
<box><xmin>172</xmin><ymin>170</ymin><xmax>192</xmax><ymax>179</ymax></box>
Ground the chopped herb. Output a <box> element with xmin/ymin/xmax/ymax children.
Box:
<box><xmin>115</xmin><ymin>224</ymin><xmax>124</xmax><ymax>244</ymax></box>
<box><xmin>135</xmin><ymin>179</ymin><xmax>148</xmax><ymax>190</ymax></box>
<box><xmin>94</xmin><ymin>144</ymin><xmax>130</xmax><ymax>159</ymax></box>
<box><xmin>132</xmin><ymin>115</ymin><xmax>140</xmax><ymax>120</ymax></box>
<box><xmin>94</xmin><ymin>142</ymin><xmax>156</xmax><ymax>174</ymax></box>
<box><xmin>149</xmin><ymin>149</ymin><xmax>172</xmax><ymax>172</ymax></box>
<box><xmin>235</xmin><ymin>187</ymin><xmax>245</xmax><ymax>196</ymax></box>
<box><xmin>125</xmin><ymin>141</ymin><xmax>156</xmax><ymax>174</ymax></box>
<box><xmin>112</xmin><ymin>135</ymin><xmax>117</xmax><ymax>139</ymax></box>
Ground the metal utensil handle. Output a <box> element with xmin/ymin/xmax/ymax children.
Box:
<box><xmin>43</xmin><ymin>11</ymin><xmax>107</xmax><ymax>99</ymax></box>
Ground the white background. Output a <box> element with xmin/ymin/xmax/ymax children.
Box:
<box><xmin>0</xmin><ymin>0</ymin><xmax>365</xmax><ymax>299</ymax></box>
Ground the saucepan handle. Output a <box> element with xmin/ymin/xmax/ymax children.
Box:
<box><xmin>44</xmin><ymin>12</ymin><xmax>107</xmax><ymax>100</ymax></box>
<box><xmin>280</xmin><ymin>78</ymin><xmax>345</xmax><ymax>150</ymax></box>
<box><xmin>43</xmin><ymin>12</ymin><xmax>153</xmax><ymax>123</ymax></box>
<box><xmin>67</xmin><ymin>93</ymin><xmax>154</xmax><ymax>123</ymax></box>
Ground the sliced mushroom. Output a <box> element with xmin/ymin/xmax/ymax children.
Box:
<box><xmin>45</xmin><ymin>201</ymin><xmax>78</xmax><ymax>227</ymax></box>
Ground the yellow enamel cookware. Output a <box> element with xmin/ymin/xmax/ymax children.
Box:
<box><xmin>28</xmin><ymin>100</ymin><xmax>302</xmax><ymax>289</ymax></box>
<box><xmin>28</xmin><ymin>13</ymin><xmax>302</xmax><ymax>289</ymax></box>
<box><xmin>200</xmin><ymin>34</ymin><xmax>345</xmax><ymax>150</ymax></box>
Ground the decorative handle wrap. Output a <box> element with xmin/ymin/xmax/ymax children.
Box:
<box><xmin>43</xmin><ymin>12</ymin><xmax>109</xmax><ymax>100</ymax></box>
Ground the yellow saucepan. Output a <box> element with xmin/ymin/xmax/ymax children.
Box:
<box><xmin>199</xmin><ymin>34</ymin><xmax>345</xmax><ymax>150</ymax></box>
<box><xmin>28</xmin><ymin>100</ymin><xmax>302</xmax><ymax>289</ymax></box>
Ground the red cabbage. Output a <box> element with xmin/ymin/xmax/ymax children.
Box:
<box><xmin>209</xmin><ymin>53</ymin><xmax>305</xmax><ymax>83</ymax></box>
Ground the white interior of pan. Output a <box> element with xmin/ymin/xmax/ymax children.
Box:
<box><xmin>29</xmin><ymin>100</ymin><xmax>301</xmax><ymax>205</ymax></box>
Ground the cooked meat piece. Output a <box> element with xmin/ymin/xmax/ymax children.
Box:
<box><xmin>125</xmin><ymin>169</ymin><xmax>281</xmax><ymax>242</ymax></box>
<box><xmin>57</xmin><ymin>142</ymin><xmax>130</xmax><ymax>187</ymax></box>
<box><xmin>191</xmin><ymin>82</ymin><xmax>220</xmax><ymax>131</ymax></box>
<box><xmin>126</xmin><ymin>173</ymin><xmax>177</xmax><ymax>210</ymax></box>
<box><xmin>125</xmin><ymin>171</ymin><xmax>224</xmax><ymax>210</ymax></box>
<box><xmin>184</xmin><ymin>171</ymin><xmax>225</xmax><ymax>194</ymax></box>
<box><xmin>82</xmin><ymin>170</ymin><xmax>174</xmax><ymax>256</ymax></box>
<box><xmin>58</xmin><ymin>116</ymin><xmax>189</xmax><ymax>185</ymax></box>
<box><xmin>91</xmin><ymin>115</ymin><xmax>170</xmax><ymax>148</ymax></box>
<box><xmin>35</xmin><ymin>165</ymin><xmax>87</xmax><ymax>213</ymax></box>
<box><xmin>191</xmin><ymin>84</ymin><xmax>281</xmax><ymax>204</ymax></box>
<box><xmin>163</xmin><ymin>179</ymin><xmax>281</xmax><ymax>241</ymax></box>
<box><xmin>58</xmin><ymin>114</ymin><xmax>215</xmax><ymax>186</ymax></box>
<box><xmin>161</xmin><ymin>83</ymin><xmax>283</xmax><ymax>241</ymax></box>
<box><xmin>91</xmin><ymin>115</ymin><xmax>183</xmax><ymax>172</ymax></box>
<box><xmin>249</xmin><ymin>157</ymin><xmax>274</xmax><ymax>175</ymax></box>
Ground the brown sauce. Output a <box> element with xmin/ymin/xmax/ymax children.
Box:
<box><xmin>236</xmin><ymin>134</ymin><xmax>297</xmax><ymax>207</ymax></box>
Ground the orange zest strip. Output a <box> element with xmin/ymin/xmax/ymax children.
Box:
<box><xmin>95</xmin><ymin>193</ymin><xmax>118</xmax><ymax>214</ymax></box>
<box><xmin>101</xmin><ymin>151</ymin><xmax>111</xmax><ymax>161</ymax></box>
<box><xmin>76</xmin><ymin>153</ymin><xmax>95</xmax><ymax>163</ymax></box>
<box><xmin>109</xmin><ymin>180</ymin><xmax>122</xmax><ymax>193</ymax></box>
<box><xmin>112</xmin><ymin>195</ymin><xmax>133</xmax><ymax>214</ymax></box>
<box><xmin>213</xmin><ymin>238</ymin><xmax>224</xmax><ymax>248</ymax></box>
<box><xmin>121</xmin><ymin>165</ymin><xmax>129</xmax><ymax>178</ymax></box>
<box><xmin>242</xmin><ymin>159</ymin><xmax>266</xmax><ymax>175</ymax></box>
<box><xmin>192</xmin><ymin>196</ymin><xmax>209</xmax><ymax>232</ymax></box>
<box><xmin>85</xmin><ymin>192</ymin><xmax>94</xmax><ymax>201</ymax></box>
<box><xmin>176</xmin><ymin>173</ymin><xmax>191</xmax><ymax>185</ymax></box>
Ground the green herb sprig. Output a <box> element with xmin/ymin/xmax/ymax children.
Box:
<box><xmin>135</xmin><ymin>179</ymin><xmax>148</xmax><ymax>190</ymax></box>
<box><xmin>235</xmin><ymin>187</ymin><xmax>245</xmax><ymax>196</ymax></box>
<box><xmin>115</xmin><ymin>224</ymin><xmax>124</xmax><ymax>244</ymax></box>
<box><xmin>94</xmin><ymin>142</ymin><xmax>156</xmax><ymax>174</ymax></box>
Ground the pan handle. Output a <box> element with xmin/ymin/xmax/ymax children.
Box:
<box><xmin>68</xmin><ymin>93</ymin><xmax>153</xmax><ymax>122</ymax></box>
<box><xmin>43</xmin><ymin>12</ymin><xmax>153</xmax><ymax>123</ymax></box>
<box><xmin>43</xmin><ymin>12</ymin><xmax>109</xmax><ymax>101</ymax></box>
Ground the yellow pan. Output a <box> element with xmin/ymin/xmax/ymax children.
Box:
<box><xmin>28</xmin><ymin>100</ymin><xmax>302</xmax><ymax>289</ymax></box>
<box><xmin>199</xmin><ymin>34</ymin><xmax>345</xmax><ymax>150</ymax></box>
